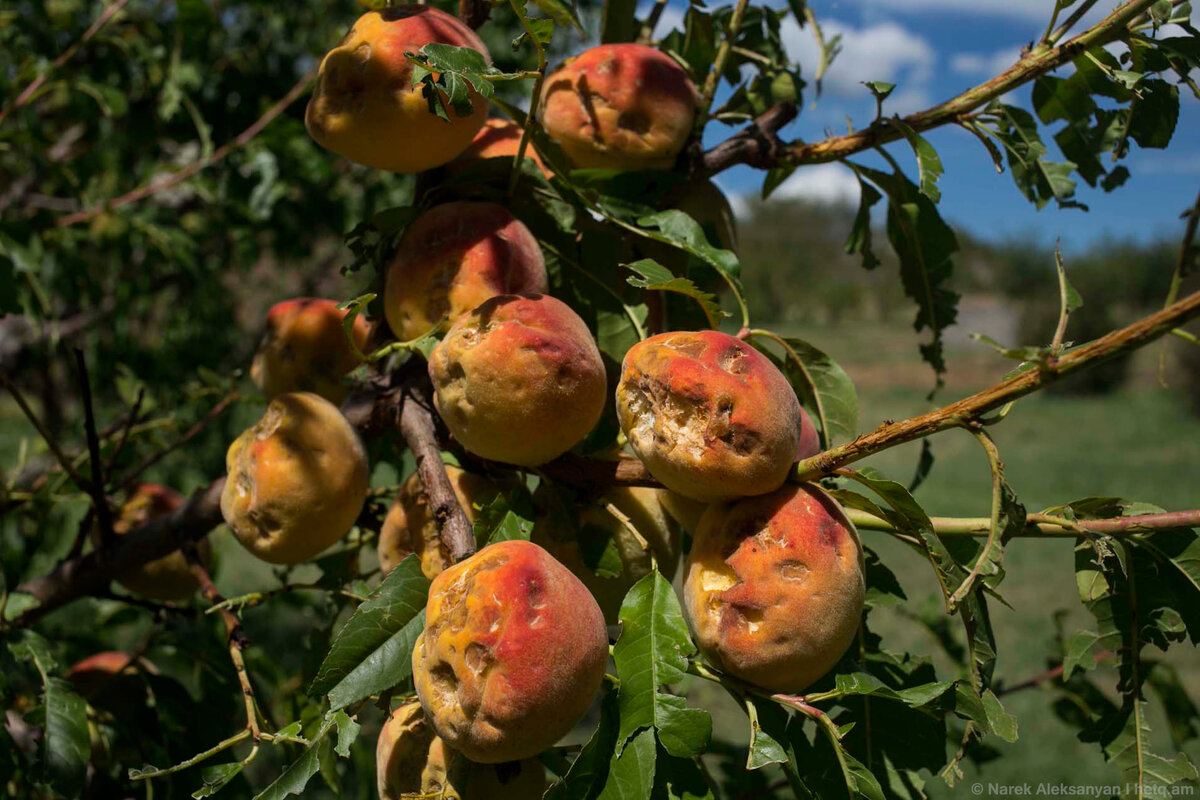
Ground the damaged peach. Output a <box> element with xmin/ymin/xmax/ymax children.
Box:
<box><xmin>251</xmin><ymin>298</ymin><xmax>369</xmax><ymax>403</ymax></box>
<box><xmin>412</xmin><ymin>539</ymin><xmax>608</xmax><ymax>763</ymax></box>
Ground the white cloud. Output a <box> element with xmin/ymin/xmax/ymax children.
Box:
<box><xmin>782</xmin><ymin>18</ymin><xmax>936</xmax><ymax>112</ymax></box>
<box><xmin>770</xmin><ymin>163</ymin><xmax>862</xmax><ymax>207</ymax></box>
<box><xmin>951</xmin><ymin>47</ymin><xmax>1021</xmax><ymax>76</ymax></box>
<box><xmin>863</xmin><ymin>0</ymin><xmax>1104</xmax><ymax>22</ymax></box>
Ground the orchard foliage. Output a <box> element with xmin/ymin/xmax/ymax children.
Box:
<box><xmin>2</xmin><ymin>0</ymin><xmax>1200</xmax><ymax>799</ymax></box>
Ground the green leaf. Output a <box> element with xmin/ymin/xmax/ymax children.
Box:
<box><xmin>327</xmin><ymin>611</ymin><xmax>424</xmax><ymax>711</ymax></box>
<box><xmin>530</xmin><ymin>0</ymin><xmax>584</xmax><ymax>35</ymax></box>
<box><xmin>625</xmin><ymin>258</ymin><xmax>726</xmax><ymax>330</ymax></box>
<box><xmin>854</xmin><ymin>165</ymin><xmax>959</xmax><ymax>380</ymax></box>
<box><xmin>844</xmin><ymin>175</ymin><xmax>882</xmax><ymax>271</ymax></box>
<box><xmin>578</xmin><ymin>523</ymin><xmax>625</xmax><ymax>579</ymax></box>
<box><xmin>596</xmin><ymin>726</ymin><xmax>658</xmax><ymax>799</ymax></box>
<box><xmin>890</xmin><ymin>119</ymin><xmax>944</xmax><ymax>203</ymax></box>
<box><xmin>473</xmin><ymin>488</ymin><xmax>535</xmax><ymax>547</ymax></box>
<box><xmin>986</xmin><ymin>103</ymin><xmax>1079</xmax><ymax>208</ymax></box>
<box><xmin>1128</xmin><ymin>79</ymin><xmax>1180</xmax><ymax>149</ymax></box>
<box><xmin>331</xmin><ymin>709</ymin><xmax>361</xmax><ymax>757</ymax></box>
<box><xmin>192</xmin><ymin>763</ymin><xmax>245</xmax><ymax>798</ymax></box>
<box><xmin>1146</xmin><ymin>662</ymin><xmax>1200</xmax><ymax>750</ymax></box>
<box><xmin>863</xmin><ymin>81</ymin><xmax>895</xmax><ymax>102</ymax></box>
<box><xmin>612</xmin><ymin>573</ymin><xmax>711</xmax><ymax>758</ymax></box>
<box><xmin>745</xmin><ymin>696</ymin><xmax>790</xmax><ymax>769</ymax></box>
<box><xmin>600</xmin><ymin>0</ymin><xmax>638</xmax><ymax>43</ymax></box>
<box><xmin>253</xmin><ymin>714</ymin><xmax>338</xmax><ymax>800</ymax></box>
<box><xmin>307</xmin><ymin>556</ymin><xmax>430</xmax><ymax>699</ymax></box>
<box><xmin>8</xmin><ymin>632</ymin><xmax>89</xmax><ymax>797</ymax></box>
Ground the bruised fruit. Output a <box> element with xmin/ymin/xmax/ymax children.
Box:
<box><xmin>221</xmin><ymin>392</ymin><xmax>369</xmax><ymax>564</ymax></box>
<box><xmin>375</xmin><ymin>701</ymin><xmax>545</xmax><ymax>800</ymax></box>
<box><xmin>306</xmin><ymin>6</ymin><xmax>491</xmax><ymax>173</ymax></box>
<box><xmin>429</xmin><ymin>294</ymin><xmax>606</xmax><ymax>466</ymax></box>
<box><xmin>383</xmin><ymin>202</ymin><xmax>547</xmax><ymax>341</ymax></box>
<box><xmin>684</xmin><ymin>483</ymin><xmax>864</xmax><ymax>693</ymax></box>
<box><xmin>412</xmin><ymin>540</ymin><xmax>608</xmax><ymax>763</ymax></box>
<box><xmin>450</xmin><ymin>118</ymin><xmax>551</xmax><ymax>178</ymax></box>
<box><xmin>616</xmin><ymin>330</ymin><xmax>802</xmax><ymax>502</ymax></box>
<box><xmin>532</xmin><ymin>485</ymin><xmax>682</xmax><ymax>622</ymax></box>
<box><xmin>251</xmin><ymin>298</ymin><xmax>369</xmax><ymax>403</ymax></box>
<box><xmin>92</xmin><ymin>484</ymin><xmax>209</xmax><ymax>602</ymax></box>
<box><xmin>539</xmin><ymin>43</ymin><xmax>697</xmax><ymax>171</ymax></box>
<box><xmin>379</xmin><ymin>466</ymin><xmax>503</xmax><ymax>578</ymax></box>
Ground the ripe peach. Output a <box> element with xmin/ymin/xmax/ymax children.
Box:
<box><xmin>250</xmin><ymin>298</ymin><xmax>370</xmax><ymax>403</ymax></box>
<box><xmin>616</xmin><ymin>331</ymin><xmax>802</xmax><ymax>502</ymax></box>
<box><xmin>383</xmin><ymin>202</ymin><xmax>547</xmax><ymax>341</ymax></box>
<box><xmin>221</xmin><ymin>392</ymin><xmax>369</xmax><ymax>564</ymax></box>
<box><xmin>532</xmin><ymin>486</ymin><xmax>682</xmax><ymax>622</ymax></box>
<box><xmin>412</xmin><ymin>540</ymin><xmax>608</xmax><ymax>763</ymax></box>
<box><xmin>375</xmin><ymin>701</ymin><xmax>545</xmax><ymax>799</ymax></box>
<box><xmin>428</xmin><ymin>294</ymin><xmax>607</xmax><ymax>466</ymax></box>
<box><xmin>450</xmin><ymin>118</ymin><xmax>551</xmax><ymax>178</ymax></box>
<box><xmin>379</xmin><ymin>466</ymin><xmax>502</xmax><ymax>579</ymax></box>
<box><xmin>538</xmin><ymin>43</ymin><xmax>697</xmax><ymax>171</ymax></box>
<box><xmin>306</xmin><ymin>6</ymin><xmax>491</xmax><ymax>173</ymax></box>
<box><xmin>797</xmin><ymin>406</ymin><xmax>820</xmax><ymax>460</ymax></box>
<box><xmin>684</xmin><ymin>484</ymin><xmax>864</xmax><ymax>692</ymax></box>
<box><xmin>91</xmin><ymin>484</ymin><xmax>209</xmax><ymax>602</ymax></box>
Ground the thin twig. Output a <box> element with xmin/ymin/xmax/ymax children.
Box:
<box><xmin>106</xmin><ymin>388</ymin><xmax>145</xmax><ymax>472</ymax></box>
<box><xmin>0</xmin><ymin>369</ymin><xmax>92</xmax><ymax>491</ymax></box>
<box><xmin>72</xmin><ymin>348</ymin><xmax>116</xmax><ymax>548</ymax></box>
<box><xmin>1048</xmin><ymin>0</ymin><xmax>1103</xmax><ymax>44</ymax></box>
<box><xmin>845</xmin><ymin>507</ymin><xmax>1200</xmax><ymax>538</ymax></box>
<box><xmin>397</xmin><ymin>379</ymin><xmax>476</xmax><ymax>563</ymax></box>
<box><xmin>1159</xmin><ymin>187</ymin><xmax>1200</xmax><ymax>384</ymax></box>
<box><xmin>114</xmin><ymin>392</ymin><xmax>238</xmax><ymax>493</ymax></box>
<box><xmin>0</xmin><ymin>0</ymin><xmax>131</xmax><ymax>126</ymax></box>
<box><xmin>56</xmin><ymin>69</ymin><xmax>316</xmax><ymax>228</ymax></box>
<box><xmin>696</xmin><ymin>0</ymin><xmax>751</xmax><ymax>130</ymax></box>
<box><xmin>506</xmin><ymin>1</ymin><xmax>548</xmax><ymax>199</ymax></box>
<box><xmin>997</xmin><ymin>650</ymin><xmax>1114</xmax><ymax>696</ymax></box>
<box><xmin>638</xmin><ymin>0</ymin><xmax>671</xmax><ymax>44</ymax></box>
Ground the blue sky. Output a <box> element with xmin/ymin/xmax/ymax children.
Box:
<box><xmin>649</xmin><ymin>1</ymin><xmax>1200</xmax><ymax>252</ymax></box>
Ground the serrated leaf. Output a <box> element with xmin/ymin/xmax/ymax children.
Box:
<box><xmin>473</xmin><ymin>488</ymin><xmax>535</xmax><ymax>546</ymax></box>
<box><xmin>890</xmin><ymin>119</ymin><xmax>944</xmax><ymax>203</ymax></box>
<box><xmin>613</xmin><ymin>573</ymin><xmax>711</xmax><ymax>758</ymax></box>
<box><xmin>331</xmin><ymin>709</ymin><xmax>360</xmax><ymax>757</ymax></box>
<box><xmin>1128</xmin><ymin>79</ymin><xmax>1180</xmax><ymax>149</ymax></box>
<box><xmin>596</xmin><ymin>726</ymin><xmax>657</xmax><ymax>799</ymax></box>
<box><xmin>844</xmin><ymin>175</ymin><xmax>882</xmax><ymax>271</ymax></box>
<box><xmin>327</xmin><ymin>611</ymin><xmax>424</xmax><ymax>711</ymax></box>
<box><xmin>625</xmin><ymin>258</ymin><xmax>726</xmax><ymax>329</ymax></box>
<box><xmin>530</xmin><ymin>0</ymin><xmax>584</xmax><ymax>34</ymax></box>
<box><xmin>745</xmin><ymin>696</ymin><xmax>790</xmax><ymax>770</ymax></box>
<box><xmin>752</xmin><ymin>333</ymin><xmax>858</xmax><ymax>449</ymax></box>
<box><xmin>253</xmin><ymin>715</ymin><xmax>338</xmax><ymax>800</ymax></box>
<box><xmin>8</xmin><ymin>632</ymin><xmax>89</xmax><ymax>797</ymax></box>
<box><xmin>308</xmin><ymin>556</ymin><xmax>430</xmax><ymax>698</ymax></box>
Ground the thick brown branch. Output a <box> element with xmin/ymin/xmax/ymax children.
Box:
<box><xmin>782</xmin><ymin>0</ymin><xmax>1154</xmax><ymax>167</ymax></box>
<box><xmin>793</xmin><ymin>289</ymin><xmax>1200</xmax><ymax>480</ymax></box>
<box><xmin>55</xmin><ymin>69</ymin><xmax>316</xmax><ymax>228</ymax></box>
<box><xmin>700</xmin><ymin>102</ymin><xmax>798</xmax><ymax>176</ymax></box>
<box><xmin>397</xmin><ymin>380</ymin><xmax>476</xmax><ymax>563</ymax></box>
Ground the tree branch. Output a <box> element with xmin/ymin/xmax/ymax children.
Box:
<box><xmin>700</xmin><ymin>102</ymin><xmax>798</xmax><ymax>176</ymax></box>
<box><xmin>55</xmin><ymin>68</ymin><xmax>316</xmax><ymax>228</ymax></box>
<box><xmin>845</xmin><ymin>508</ymin><xmax>1200</xmax><ymax>538</ymax></box>
<box><xmin>397</xmin><ymin>378</ymin><xmax>476</xmax><ymax>564</ymax></box>
<box><xmin>779</xmin><ymin>0</ymin><xmax>1154</xmax><ymax>169</ymax></box>
<box><xmin>72</xmin><ymin>348</ymin><xmax>116</xmax><ymax>548</ymax></box>
<box><xmin>793</xmin><ymin>289</ymin><xmax>1200</xmax><ymax>481</ymax></box>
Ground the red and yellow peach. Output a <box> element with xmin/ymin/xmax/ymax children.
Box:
<box><xmin>251</xmin><ymin>298</ymin><xmax>369</xmax><ymax>403</ymax></box>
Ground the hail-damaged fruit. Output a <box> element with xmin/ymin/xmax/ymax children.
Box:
<box><xmin>383</xmin><ymin>202</ymin><xmax>547</xmax><ymax>341</ymax></box>
<box><xmin>428</xmin><ymin>294</ymin><xmax>606</xmax><ymax>467</ymax></box>
<box><xmin>221</xmin><ymin>392</ymin><xmax>368</xmax><ymax>564</ymax></box>
<box><xmin>306</xmin><ymin>6</ymin><xmax>491</xmax><ymax>173</ymax></box>
<box><xmin>539</xmin><ymin>43</ymin><xmax>697</xmax><ymax>171</ymax></box>
<box><xmin>684</xmin><ymin>483</ymin><xmax>864</xmax><ymax>692</ymax></box>
<box><xmin>449</xmin><ymin>118</ymin><xmax>552</xmax><ymax>178</ymax></box>
<box><xmin>412</xmin><ymin>540</ymin><xmax>608</xmax><ymax>763</ymax></box>
<box><xmin>251</xmin><ymin>298</ymin><xmax>369</xmax><ymax>403</ymax></box>
<box><xmin>376</xmin><ymin>700</ymin><xmax>546</xmax><ymax>800</ymax></box>
<box><xmin>616</xmin><ymin>330</ymin><xmax>803</xmax><ymax>502</ymax></box>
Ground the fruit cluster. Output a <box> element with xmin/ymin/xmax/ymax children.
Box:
<box><xmin>83</xmin><ymin>8</ymin><xmax>865</xmax><ymax>796</ymax></box>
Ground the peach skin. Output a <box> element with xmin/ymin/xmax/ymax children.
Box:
<box><xmin>383</xmin><ymin>201</ymin><xmax>547</xmax><ymax>341</ymax></box>
<box><xmin>615</xmin><ymin>330</ymin><xmax>803</xmax><ymax>502</ymax></box>
<box><xmin>412</xmin><ymin>540</ymin><xmax>608</xmax><ymax>763</ymax></box>
<box><xmin>375</xmin><ymin>701</ymin><xmax>545</xmax><ymax>799</ymax></box>
<box><xmin>251</xmin><ymin>298</ymin><xmax>369</xmax><ymax>403</ymax></box>
<box><xmin>379</xmin><ymin>465</ymin><xmax>503</xmax><ymax>579</ymax></box>
<box><xmin>684</xmin><ymin>483</ymin><xmax>864</xmax><ymax>693</ymax></box>
<box><xmin>449</xmin><ymin>118</ymin><xmax>552</xmax><ymax>178</ymax></box>
<box><xmin>428</xmin><ymin>294</ymin><xmax>607</xmax><ymax>467</ymax></box>
<box><xmin>91</xmin><ymin>483</ymin><xmax>209</xmax><ymax>602</ymax></box>
<box><xmin>538</xmin><ymin>43</ymin><xmax>697</xmax><ymax>171</ymax></box>
<box><xmin>306</xmin><ymin>6</ymin><xmax>491</xmax><ymax>173</ymax></box>
<box><xmin>221</xmin><ymin>392</ymin><xmax>369</xmax><ymax>564</ymax></box>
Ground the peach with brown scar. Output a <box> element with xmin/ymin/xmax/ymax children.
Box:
<box><xmin>684</xmin><ymin>483</ymin><xmax>865</xmax><ymax>693</ymax></box>
<box><xmin>251</xmin><ymin>298</ymin><xmax>369</xmax><ymax>403</ymax></box>
<box><xmin>616</xmin><ymin>330</ymin><xmax>803</xmax><ymax>502</ymax></box>
<box><xmin>412</xmin><ymin>540</ymin><xmax>608</xmax><ymax>763</ymax></box>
